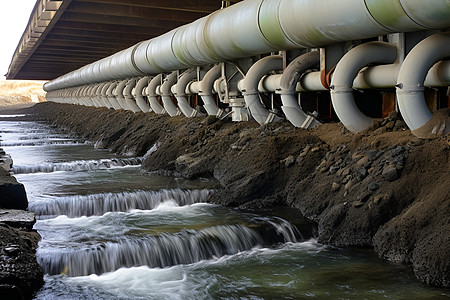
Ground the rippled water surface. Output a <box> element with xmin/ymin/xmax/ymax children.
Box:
<box><xmin>1</xmin><ymin>117</ymin><xmax>448</xmax><ymax>299</ymax></box>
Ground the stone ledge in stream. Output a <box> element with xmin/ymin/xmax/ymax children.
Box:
<box><xmin>0</xmin><ymin>223</ymin><xmax>43</xmax><ymax>300</ymax></box>
<box><xmin>0</xmin><ymin>209</ymin><xmax>36</xmax><ymax>231</ymax></box>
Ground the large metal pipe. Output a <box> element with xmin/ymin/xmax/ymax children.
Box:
<box><xmin>199</xmin><ymin>64</ymin><xmax>222</xmax><ymax>117</ymax></box>
<box><xmin>146</xmin><ymin>74</ymin><xmax>165</xmax><ymax>114</ymax></box>
<box><xmin>241</xmin><ymin>55</ymin><xmax>283</xmax><ymax>124</ymax></box>
<box><xmin>43</xmin><ymin>0</ymin><xmax>450</xmax><ymax>92</ymax></box>
<box><xmin>106</xmin><ymin>82</ymin><xmax>121</xmax><ymax>110</ymax></box>
<box><xmin>132</xmin><ymin>76</ymin><xmax>152</xmax><ymax>112</ymax></box>
<box><xmin>396</xmin><ymin>32</ymin><xmax>450</xmax><ymax>131</ymax></box>
<box><xmin>113</xmin><ymin>80</ymin><xmax>128</xmax><ymax>110</ymax></box>
<box><xmin>278</xmin><ymin>51</ymin><xmax>320</xmax><ymax>128</ymax></box>
<box><xmin>173</xmin><ymin>69</ymin><xmax>201</xmax><ymax>117</ymax></box>
<box><xmin>330</xmin><ymin>42</ymin><xmax>398</xmax><ymax>132</ymax></box>
<box><xmin>123</xmin><ymin>78</ymin><xmax>142</xmax><ymax>112</ymax></box>
<box><xmin>160</xmin><ymin>71</ymin><xmax>180</xmax><ymax>117</ymax></box>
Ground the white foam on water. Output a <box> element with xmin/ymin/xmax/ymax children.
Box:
<box><xmin>12</xmin><ymin>157</ymin><xmax>142</xmax><ymax>174</ymax></box>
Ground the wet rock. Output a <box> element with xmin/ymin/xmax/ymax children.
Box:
<box><xmin>0</xmin><ymin>209</ymin><xmax>36</xmax><ymax>230</ymax></box>
<box><xmin>0</xmin><ymin>154</ymin><xmax>13</xmax><ymax>172</ymax></box>
<box><xmin>0</xmin><ymin>183</ymin><xmax>28</xmax><ymax>210</ymax></box>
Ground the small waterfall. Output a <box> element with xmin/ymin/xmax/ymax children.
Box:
<box><xmin>37</xmin><ymin>219</ymin><xmax>302</xmax><ymax>276</ymax></box>
<box><xmin>12</xmin><ymin>157</ymin><xmax>142</xmax><ymax>174</ymax></box>
<box><xmin>29</xmin><ymin>188</ymin><xmax>212</xmax><ymax>218</ymax></box>
<box><xmin>1</xmin><ymin>140</ymin><xmax>82</xmax><ymax>147</ymax></box>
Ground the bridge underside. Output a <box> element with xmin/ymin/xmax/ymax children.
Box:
<box><xmin>6</xmin><ymin>0</ymin><xmax>237</xmax><ymax>80</ymax></box>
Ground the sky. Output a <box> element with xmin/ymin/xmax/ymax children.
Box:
<box><xmin>0</xmin><ymin>0</ymin><xmax>37</xmax><ymax>80</ymax></box>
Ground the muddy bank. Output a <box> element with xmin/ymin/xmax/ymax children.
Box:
<box><xmin>18</xmin><ymin>102</ymin><xmax>450</xmax><ymax>288</ymax></box>
<box><xmin>0</xmin><ymin>147</ymin><xmax>43</xmax><ymax>299</ymax></box>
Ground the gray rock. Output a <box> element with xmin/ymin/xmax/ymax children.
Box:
<box><xmin>356</xmin><ymin>156</ymin><xmax>369</xmax><ymax>167</ymax></box>
<box><xmin>385</xmin><ymin>121</ymin><xmax>395</xmax><ymax>130</ymax></box>
<box><xmin>367</xmin><ymin>150</ymin><xmax>380</xmax><ymax>161</ymax></box>
<box><xmin>284</xmin><ymin>156</ymin><xmax>295</xmax><ymax>168</ymax></box>
<box><xmin>367</xmin><ymin>182</ymin><xmax>379</xmax><ymax>192</ymax></box>
<box><xmin>382</xmin><ymin>166</ymin><xmax>399</xmax><ymax>181</ymax></box>
<box><xmin>394</xmin><ymin>120</ymin><xmax>406</xmax><ymax>129</ymax></box>
<box><xmin>356</xmin><ymin>167</ymin><xmax>367</xmax><ymax>177</ymax></box>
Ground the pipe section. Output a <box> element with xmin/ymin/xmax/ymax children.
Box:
<box><xmin>146</xmin><ymin>74</ymin><xmax>165</xmax><ymax>114</ymax></box>
<box><xmin>396</xmin><ymin>32</ymin><xmax>450</xmax><ymax>131</ymax></box>
<box><xmin>278</xmin><ymin>51</ymin><xmax>320</xmax><ymax>128</ymax></box>
<box><xmin>43</xmin><ymin>0</ymin><xmax>450</xmax><ymax>92</ymax></box>
<box><xmin>173</xmin><ymin>69</ymin><xmax>201</xmax><ymax>117</ymax></box>
<box><xmin>199</xmin><ymin>65</ymin><xmax>222</xmax><ymax>117</ymax></box>
<box><xmin>330</xmin><ymin>42</ymin><xmax>398</xmax><ymax>132</ymax></box>
<box><xmin>122</xmin><ymin>78</ymin><xmax>141</xmax><ymax>112</ymax></box>
<box><xmin>241</xmin><ymin>55</ymin><xmax>283</xmax><ymax>124</ymax></box>
<box><xmin>132</xmin><ymin>76</ymin><xmax>152</xmax><ymax>112</ymax></box>
<box><xmin>160</xmin><ymin>71</ymin><xmax>180</xmax><ymax>117</ymax></box>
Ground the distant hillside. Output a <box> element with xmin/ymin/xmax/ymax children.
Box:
<box><xmin>0</xmin><ymin>80</ymin><xmax>46</xmax><ymax>106</ymax></box>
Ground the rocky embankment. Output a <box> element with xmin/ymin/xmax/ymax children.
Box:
<box><xmin>0</xmin><ymin>147</ymin><xmax>43</xmax><ymax>299</ymax></box>
<box><xmin>14</xmin><ymin>102</ymin><xmax>450</xmax><ymax>288</ymax></box>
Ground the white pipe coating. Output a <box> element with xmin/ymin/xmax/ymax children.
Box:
<box><xmin>123</xmin><ymin>78</ymin><xmax>142</xmax><ymax>112</ymax></box>
<box><xmin>43</xmin><ymin>0</ymin><xmax>450</xmax><ymax>92</ymax></box>
<box><xmin>330</xmin><ymin>42</ymin><xmax>398</xmax><ymax>132</ymax></box>
<box><xmin>174</xmin><ymin>69</ymin><xmax>201</xmax><ymax>117</ymax></box>
<box><xmin>100</xmin><ymin>82</ymin><xmax>113</xmax><ymax>109</ymax></box>
<box><xmin>133</xmin><ymin>76</ymin><xmax>152</xmax><ymax>112</ymax></box>
<box><xmin>199</xmin><ymin>64</ymin><xmax>222</xmax><ymax>117</ymax></box>
<box><xmin>146</xmin><ymin>74</ymin><xmax>165</xmax><ymax>114</ymax></box>
<box><xmin>396</xmin><ymin>32</ymin><xmax>450</xmax><ymax>131</ymax></box>
<box><xmin>160</xmin><ymin>71</ymin><xmax>181</xmax><ymax>117</ymax></box>
<box><xmin>241</xmin><ymin>55</ymin><xmax>283</xmax><ymax>124</ymax></box>
<box><xmin>278</xmin><ymin>51</ymin><xmax>320</xmax><ymax>128</ymax></box>
<box><xmin>106</xmin><ymin>82</ymin><xmax>121</xmax><ymax>110</ymax></box>
<box><xmin>113</xmin><ymin>79</ymin><xmax>128</xmax><ymax>110</ymax></box>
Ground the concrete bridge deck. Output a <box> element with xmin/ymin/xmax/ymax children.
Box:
<box><xmin>6</xmin><ymin>0</ymin><xmax>239</xmax><ymax>80</ymax></box>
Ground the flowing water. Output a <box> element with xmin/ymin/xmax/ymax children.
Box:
<box><xmin>1</xmin><ymin>115</ymin><xmax>449</xmax><ymax>299</ymax></box>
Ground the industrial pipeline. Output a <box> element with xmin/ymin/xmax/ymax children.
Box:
<box><xmin>44</xmin><ymin>0</ymin><xmax>450</xmax><ymax>133</ymax></box>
